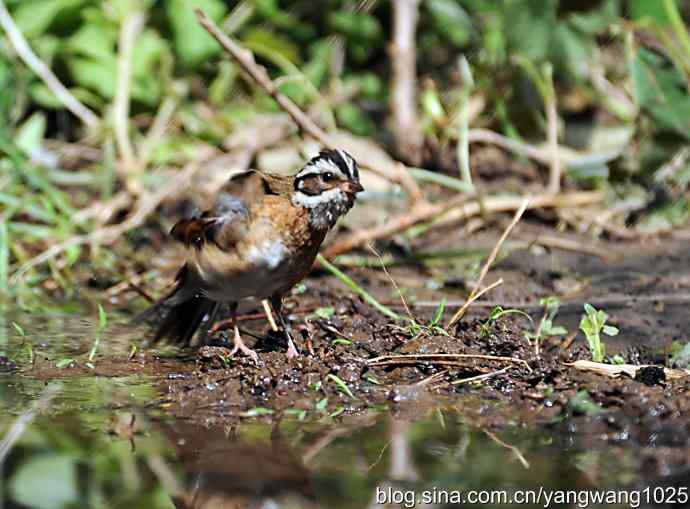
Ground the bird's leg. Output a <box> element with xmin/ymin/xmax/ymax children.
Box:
<box><xmin>199</xmin><ymin>302</ymin><xmax>221</xmax><ymax>345</ymax></box>
<box><xmin>228</xmin><ymin>302</ymin><xmax>259</xmax><ymax>364</ymax></box>
<box><xmin>270</xmin><ymin>294</ymin><xmax>299</xmax><ymax>359</ymax></box>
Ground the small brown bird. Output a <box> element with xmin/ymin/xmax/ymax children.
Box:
<box><xmin>140</xmin><ymin>149</ymin><xmax>363</xmax><ymax>361</ymax></box>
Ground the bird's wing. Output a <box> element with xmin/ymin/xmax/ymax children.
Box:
<box><xmin>170</xmin><ymin>170</ymin><xmax>281</xmax><ymax>251</ymax></box>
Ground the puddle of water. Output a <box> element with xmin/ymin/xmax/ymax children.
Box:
<box><xmin>1</xmin><ymin>308</ymin><xmax>688</xmax><ymax>508</ymax></box>
<box><xmin>1</xmin><ymin>402</ymin><xmax>648</xmax><ymax>509</ymax></box>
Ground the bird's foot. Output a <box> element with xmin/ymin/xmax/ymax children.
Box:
<box><xmin>286</xmin><ymin>336</ymin><xmax>299</xmax><ymax>359</ymax></box>
<box><xmin>229</xmin><ymin>326</ymin><xmax>260</xmax><ymax>365</ymax></box>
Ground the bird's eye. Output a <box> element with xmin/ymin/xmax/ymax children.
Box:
<box><xmin>322</xmin><ymin>172</ymin><xmax>335</xmax><ymax>182</ymax></box>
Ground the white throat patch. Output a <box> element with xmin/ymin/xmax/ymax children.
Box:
<box><xmin>292</xmin><ymin>187</ymin><xmax>351</xmax><ymax>230</ymax></box>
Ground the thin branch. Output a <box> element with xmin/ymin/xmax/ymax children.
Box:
<box><xmin>114</xmin><ymin>12</ymin><xmax>145</xmax><ymax>178</ymax></box>
<box><xmin>450</xmin><ymin>278</ymin><xmax>503</xmax><ymax>322</ymax></box>
<box><xmin>137</xmin><ymin>90</ymin><xmax>180</xmax><ymax>169</ymax></box>
<box><xmin>446</xmin><ymin>199</ymin><xmax>529</xmax><ymax>327</ymax></box>
<box><xmin>323</xmin><ymin>191</ymin><xmax>602</xmax><ymax>259</ymax></box>
<box><xmin>389</xmin><ymin>0</ymin><xmax>423</xmax><ymax>165</ymax></box>
<box><xmin>545</xmin><ymin>94</ymin><xmax>561</xmax><ymax>193</ymax></box>
<box><xmin>195</xmin><ymin>8</ymin><xmax>424</xmax><ymax>202</ymax></box>
<box><xmin>0</xmin><ymin>0</ymin><xmax>100</xmax><ymax>129</ymax></box>
<box><xmin>0</xmin><ymin>383</ymin><xmax>60</xmax><ymax>462</ymax></box>
<box><xmin>482</xmin><ymin>428</ymin><xmax>530</xmax><ymax>469</ymax></box>
<box><xmin>367</xmin><ymin>353</ymin><xmax>532</xmax><ymax>372</ymax></box>
<box><xmin>10</xmin><ymin>163</ymin><xmax>200</xmax><ymax>283</ymax></box>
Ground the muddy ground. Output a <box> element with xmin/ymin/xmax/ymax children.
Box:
<box><xmin>15</xmin><ymin>224</ymin><xmax>690</xmax><ymax>490</ymax></box>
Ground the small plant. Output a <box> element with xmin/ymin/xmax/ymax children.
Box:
<box><xmin>525</xmin><ymin>297</ymin><xmax>567</xmax><ymax>355</ymax></box>
<box><xmin>326</xmin><ymin>373</ymin><xmax>355</xmax><ymax>398</ymax></box>
<box><xmin>481</xmin><ymin>305</ymin><xmax>532</xmax><ymax>338</ymax></box>
<box><xmin>669</xmin><ymin>341</ymin><xmax>690</xmax><ymax>368</ymax></box>
<box><xmin>87</xmin><ymin>304</ymin><xmax>108</xmax><ymax>366</ymax></box>
<box><xmin>579</xmin><ymin>303</ymin><xmax>619</xmax><ymax>363</ymax></box>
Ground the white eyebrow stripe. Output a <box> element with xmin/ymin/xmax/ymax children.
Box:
<box><xmin>296</xmin><ymin>157</ymin><xmax>348</xmax><ymax>180</ymax></box>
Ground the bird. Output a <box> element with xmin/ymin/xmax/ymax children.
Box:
<box><xmin>137</xmin><ymin>149</ymin><xmax>363</xmax><ymax>362</ymax></box>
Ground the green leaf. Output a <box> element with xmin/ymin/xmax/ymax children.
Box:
<box><xmin>328</xmin><ymin>11</ymin><xmax>382</xmax><ymax>42</ymax></box>
<box><xmin>12</xmin><ymin>0</ymin><xmax>87</xmax><ymax>37</ymax></box>
<box><xmin>14</xmin><ymin>113</ymin><xmax>46</xmax><ymax>156</ymax></box>
<box><xmin>425</xmin><ymin>0</ymin><xmax>473</xmax><ymax>47</ymax></box>
<box><xmin>629</xmin><ymin>48</ymin><xmax>690</xmax><ymax>138</ymax></box>
<box><xmin>166</xmin><ymin>0</ymin><xmax>227</xmax><ymax>69</ymax></box>
<box><xmin>313</xmin><ymin>307</ymin><xmax>335</xmax><ymax>320</ymax></box>
<box><xmin>670</xmin><ymin>342</ymin><xmax>690</xmax><ymax>368</ymax></box>
<box><xmin>98</xmin><ymin>304</ymin><xmax>107</xmax><ymax>329</ymax></box>
<box><xmin>569</xmin><ymin>390</ymin><xmax>604</xmax><ymax>416</ymax></box>
<box><xmin>10</xmin><ymin>454</ymin><xmax>78</xmax><ymax>509</ymax></box>
<box><xmin>68</xmin><ymin>57</ymin><xmax>117</xmax><ymax>99</ymax></box>
<box><xmin>66</xmin><ymin>23</ymin><xmax>116</xmax><ymax>61</ymax></box>
<box><xmin>241</xmin><ymin>407</ymin><xmax>274</xmax><ymax>417</ymax></box>
<box><xmin>315</xmin><ymin>397</ymin><xmax>328</xmax><ymax>412</ymax></box>
<box><xmin>629</xmin><ymin>0</ymin><xmax>669</xmax><ymax>23</ymax></box>
<box><xmin>243</xmin><ymin>27</ymin><xmax>301</xmax><ymax>65</ymax></box>
<box><xmin>430</xmin><ymin>297</ymin><xmax>447</xmax><ymax>326</ymax></box>
<box><xmin>602</xmin><ymin>325</ymin><xmax>619</xmax><ymax>337</ymax></box>
<box><xmin>327</xmin><ymin>374</ymin><xmax>354</xmax><ymax>398</ymax></box>
<box><xmin>56</xmin><ymin>358</ymin><xmax>74</xmax><ymax>368</ymax></box>
<box><xmin>12</xmin><ymin>322</ymin><xmax>25</xmax><ymax>337</ymax></box>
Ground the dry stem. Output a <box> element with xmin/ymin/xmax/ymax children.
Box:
<box><xmin>545</xmin><ymin>96</ymin><xmax>561</xmax><ymax>193</ymax></box>
<box><xmin>446</xmin><ymin>198</ymin><xmax>529</xmax><ymax>327</ymax></box>
<box><xmin>0</xmin><ymin>0</ymin><xmax>100</xmax><ymax>129</ymax></box>
<box><xmin>367</xmin><ymin>353</ymin><xmax>532</xmax><ymax>372</ymax></box>
<box><xmin>389</xmin><ymin>0</ymin><xmax>423</xmax><ymax>165</ymax></box>
<box><xmin>114</xmin><ymin>13</ymin><xmax>145</xmax><ymax>179</ymax></box>
<box><xmin>323</xmin><ymin>191</ymin><xmax>602</xmax><ymax>258</ymax></box>
<box><xmin>195</xmin><ymin>8</ymin><xmax>423</xmax><ymax>202</ymax></box>
<box><xmin>482</xmin><ymin>428</ymin><xmax>530</xmax><ymax>469</ymax></box>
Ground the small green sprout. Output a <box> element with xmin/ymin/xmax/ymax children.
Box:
<box><xmin>669</xmin><ymin>341</ymin><xmax>690</xmax><ymax>368</ymax></box>
<box><xmin>525</xmin><ymin>297</ymin><xmax>567</xmax><ymax>354</ymax></box>
<box><xmin>332</xmin><ymin>338</ymin><xmax>352</xmax><ymax>346</ymax></box>
<box><xmin>88</xmin><ymin>304</ymin><xmax>107</xmax><ymax>362</ymax></box>
<box><xmin>482</xmin><ymin>305</ymin><xmax>533</xmax><ymax>338</ymax></box>
<box><xmin>128</xmin><ymin>344</ymin><xmax>138</xmax><ymax>360</ymax></box>
<box><xmin>326</xmin><ymin>374</ymin><xmax>354</xmax><ymax>398</ymax></box>
<box><xmin>329</xmin><ymin>406</ymin><xmax>345</xmax><ymax>418</ymax></box>
<box><xmin>12</xmin><ymin>322</ymin><xmax>25</xmax><ymax>337</ymax></box>
<box><xmin>284</xmin><ymin>408</ymin><xmax>307</xmax><ymax>420</ymax></box>
<box><xmin>579</xmin><ymin>303</ymin><xmax>619</xmax><ymax>363</ymax></box>
<box><xmin>56</xmin><ymin>358</ymin><xmax>75</xmax><ymax>369</ymax></box>
<box><xmin>569</xmin><ymin>390</ymin><xmax>605</xmax><ymax>416</ymax></box>
<box><xmin>241</xmin><ymin>407</ymin><xmax>274</xmax><ymax>417</ymax></box>
<box><xmin>310</xmin><ymin>307</ymin><xmax>335</xmax><ymax>320</ymax></box>
<box><xmin>315</xmin><ymin>397</ymin><xmax>328</xmax><ymax>412</ymax></box>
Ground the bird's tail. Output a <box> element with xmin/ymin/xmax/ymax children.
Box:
<box><xmin>133</xmin><ymin>265</ymin><xmax>217</xmax><ymax>345</ymax></box>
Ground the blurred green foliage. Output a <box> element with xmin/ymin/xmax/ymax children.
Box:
<box><xmin>3</xmin><ymin>0</ymin><xmax>690</xmax><ymax>292</ymax></box>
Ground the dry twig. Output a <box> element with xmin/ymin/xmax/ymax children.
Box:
<box><xmin>367</xmin><ymin>353</ymin><xmax>532</xmax><ymax>372</ymax></box>
<box><xmin>482</xmin><ymin>428</ymin><xmax>530</xmax><ymax>469</ymax></box>
<box><xmin>114</xmin><ymin>12</ymin><xmax>145</xmax><ymax>179</ymax></box>
<box><xmin>323</xmin><ymin>191</ymin><xmax>602</xmax><ymax>258</ymax></box>
<box><xmin>195</xmin><ymin>8</ymin><xmax>424</xmax><ymax>201</ymax></box>
<box><xmin>389</xmin><ymin>0</ymin><xmax>423</xmax><ymax>165</ymax></box>
<box><xmin>0</xmin><ymin>0</ymin><xmax>100</xmax><ymax>129</ymax></box>
<box><xmin>446</xmin><ymin>199</ymin><xmax>530</xmax><ymax>327</ymax></box>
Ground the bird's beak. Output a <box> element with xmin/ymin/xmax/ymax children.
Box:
<box><xmin>339</xmin><ymin>181</ymin><xmax>364</xmax><ymax>195</ymax></box>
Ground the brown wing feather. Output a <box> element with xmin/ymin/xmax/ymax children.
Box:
<box><xmin>171</xmin><ymin>170</ymin><xmax>292</xmax><ymax>251</ymax></box>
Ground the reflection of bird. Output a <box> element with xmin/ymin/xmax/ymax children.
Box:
<box><xmin>167</xmin><ymin>424</ymin><xmax>318</xmax><ymax>509</ymax></box>
<box><xmin>138</xmin><ymin>149</ymin><xmax>363</xmax><ymax>361</ymax></box>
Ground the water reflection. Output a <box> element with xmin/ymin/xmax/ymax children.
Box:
<box><xmin>0</xmin><ymin>403</ymin><xmax>653</xmax><ymax>509</ymax></box>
